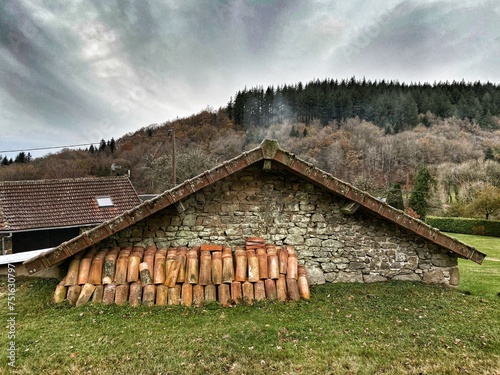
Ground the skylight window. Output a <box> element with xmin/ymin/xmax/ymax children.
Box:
<box><xmin>96</xmin><ymin>196</ymin><xmax>114</xmax><ymax>207</ymax></box>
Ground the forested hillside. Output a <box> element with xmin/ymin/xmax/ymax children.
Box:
<box><xmin>2</xmin><ymin>78</ymin><xmax>500</xmax><ymax>219</ymax></box>
<box><xmin>227</xmin><ymin>78</ymin><xmax>500</xmax><ymax>131</ymax></box>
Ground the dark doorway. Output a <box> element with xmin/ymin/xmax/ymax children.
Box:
<box><xmin>12</xmin><ymin>227</ymin><xmax>80</xmax><ymax>253</ymax></box>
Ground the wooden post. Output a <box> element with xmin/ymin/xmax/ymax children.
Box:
<box><xmin>128</xmin><ymin>282</ymin><xmax>142</xmax><ymax>307</ymax></box>
<box><xmin>78</xmin><ymin>249</ymin><xmax>95</xmax><ymax>285</ymax></box>
<box><xmin>205</xmin><ymin>284</ymin><xmax>217</xmax><ymax>303</ymax></box>
<box><xmin>53</xmin><ymin>280</ymin><xmax>67</xmax><ymax>303</ymax></box>
<box><xmin>164</xmin><ymin>248</ymin><xmax>177</xmax><ymax>285</ymax></box>
<box><xmin>246</xmin><ymin>249</ymin><xmax>260</xmax><ymax>282</ymax></box>
<box><xmin>181</xmin><ymin>283</ymin><xmax>193</xmax><ymax>307</ymax></box>
<box><xmin>256</xmin><ymin>248</ymin><xmax>268</xmax><ymax>279</ymax></box>
<box><xmin>193</xmin><ymin>285</ymin><xmax>205</xmax><ymax>307</ymax></box>
<box><xmin>67</xmin><ymin>285</ymin><xmax>82</xmax><ymax>305</ymax></box>
<box><xmin>199</xmin><ymin>251</ymin><xmax>212</xmax><ymax>286</ymax></box>
<box><xmin>127</xmin><ymin>251</ymin><xmax>142</xmax><ymax>283</ymax></box>
<box><xmin>211</xmin><ymin>251</ymin><xmax>222</xmax><ymax>285</ymax></box>
<box><xmin>165</xmin><ymin>258</ymin><xmax>181</xmax><ymax>287</ymax></box>
<box><xmin>92</xmin><ymin>285</ymin><xmax>104</xmax><ymax>303</ymax></box>
<box><xmin>254</xmin><ymin>280</ymin><xmax>266</xmax><ymax>301</ymax></box>
<box><xmin>153</xmin><ymin>249</ymin><xmax>167</xmax><ymax>284</ymax></box>
<box><xmin>114</xmin><ymin>250</ymin><xmax>130</xmax><ymax>284</ymax></box>
<box><xmin>218</xmin><ymin>284</ymin><xmax>231</xmax><ymax>306</ymax></box>
<box><xmin>222</xmin><ymin>246</ymin><xmax>234</xmax><ymax>284</ymax></box>
<box><xmin>242</xmin><ymin>281</ymin><xmax>254</xmax><ymax>305</ymax></box>
<box><xmin>103</xmin><ymin>284</ymin><xmax>116</xmax><ymax>304</ymax></box>
<box><xmin>88</xmin><ymin>250</ymin><xmax>106</xmax><ymax>285</ymax></box>
<box><xmin>139</xmin><ymin>262</ymin><xmax>153</xmax><ymax>285</ymax></box>
<box><xmin>143</xmin><ymin>245</ymin><xmax>156</xmax><ymax>276</ymax></box>
<box><xmin>278</xmin><ymin>246</ymin><xmax>288</xmax><ymax>275</ymax></box>
<box><xmin>286</xmin><ymin>278</ymin><xmax>300</xmax><ymax>302</ymax></box>
<box><xmin>231</xmin><ymin>281</ymin><xmax>243</xmax><ymax>304</ymax></box>
<box><xmin>102</xmin><ymin>249</ymin><xmax>118</xmax><ymax>285</ymax></box>
<box><xmin>234</xmin><ymin>247</ymin><xmax>247</xmax><ymax>282</ymax></box>
<box><xmin>267</xmin><ymin>246</ymin><xmax>279</xmax><ymax>279</ymax></box>
<box><xmin>186</xmin><ymin>248</ymin><xmax>199</xmax><ymax>284</ymax></box>
<box><xmin>168</xmin><ymin>285</ymin><xmax>181</xmax><ymax>305</ymax></box>
<box><xmin>176</xmin><ymin>247</ymin><xmax>187</xmax><ymax>283</ymax></box>
<box><xmin>286</xmin><ymin>246</ymin><xmax>298</xmax><ymax>279</ymax></box>
<box><xmin>65</xmin><ymin>254</ymin><xmax>82</xmax><ymax>286</ymax></box>
<box><xmin>156</xmin><ymin>285</ymin><xmax>168</xmax><ymax>306</ymax></box>
<box><xmin>265</xmin><ymin>279</ymin><xmax>277</xmax><ymax>301</ymax></box>
<box><xmin>297</xmin><ymin>265</ymin><xmax>310</xmax><ymax>300</ymax></box>
<box><xmin>142</xmin><ymin>284</ymin><xmax>156</xmax><ymax>306</ymax></box>
<box><xmin>276</xmin><ymin>274</ymin><xmax>287</xmax><ymax>302</ymax></box>
<box><xmin>115</xmin><ymin>284</ymin><xmax>129</xmax><ymax>306</ymax></box>
<box><xmin>76</xmin><ymin>283</ymin><xmax>96</xmax><ymax>307</ymax></box>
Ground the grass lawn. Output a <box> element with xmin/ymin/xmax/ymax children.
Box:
<box><xmin>445</xmin><ymin>232</ymin><xmax>500</xmax><ymax>299</ymax></box>
<box><xmin>1</xmin><ymin>276</ymin><xmax>499</xmax><ymax>374</ymax></box>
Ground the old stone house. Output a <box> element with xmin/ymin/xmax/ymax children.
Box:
<box><xmin>24</xmin><ymin>140</ymin><xmax>485</xmax><ymax>286</ymax></box>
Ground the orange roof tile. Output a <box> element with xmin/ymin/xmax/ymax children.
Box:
<box><xmin>0</xmin><ymin>176</ymin><xmax>140</xmax><ymax>231</ymax></box>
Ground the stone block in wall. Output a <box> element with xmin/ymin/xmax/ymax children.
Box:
<box><xmin>322</xmin><ymin>239</ymin><xmax>342</xmax><ymax>248</ymax></box>
<box><xmin>431</xmin><ymin>252</ymin><xmax>455</xmax><ymax>267</ymax></box>
<box><xmin>336</xmin><ymin>271</ymin><xmax>363</xmax><ymax>283</ymax></box>
<box><xmin>349</xmin><ymin>262</ymin><xmax>366</xmax><ymax>270</ymax></box>
<box><xmin>224</xmin><ymin>227</ymin><xmax>242</xmax><ymax>236</ymax></box>
<box><xmin>288</xmin><ymin>227</ymin><xmax>307</xmax><ymax>235</ymax></box>
<box><xmin>284</xmin><ymin>234</ymin><xmax>304</xmax><ymax>245</ymax></box>
<box><xmin>306</xmin><ymin>264</ymin><xmax>326</xmax><ymax>284</ymax></box>
<box><xmin>324</xmin><ymin>272</ymin><xmax>336</xmax><ymax>282</ymax></box>
<box><xmin>422</xmin><ymin>268</ymin><xmax>446</xmax><ymax>284</ymax></box>
<box><xmin>363</xmin><ymin>274</ymin><xmax>388</xmax><ymax>283</ymax></box>
<box><xmin>449</xmin><ymin>267</ymin><xmax>460</xmax><ymax>286</ymax></box>
<box><xmin>182</xmin><ymin>214</ymin><xmax>197</xmax><ymax>227</ymax></box>
<box><xmin>300</xmin><ymin>204</ymin><xmax>316</xmax><ymax>211</ymax></box>
<box><xmin>311</xmin><ymin>213</ymin><xmax>325</xmax><ymax>222</ymax></box>
<box><xmin>305</xmin><ymin>238</ymin><xmax>322</xmax><ymax>247</ymax></box>
<box><xmin>407</xmin><ymin>256</ymin><xmax>419</xmax><ymax>269</ymax></box>
<box><xmin>392</xmin><ymin>273</ymin><xmax>421</xmax><ymax>282</ymax></box>
<box><xmin>321</xmin><ymin>263</ymin><xmax>337</xmax><ymax>272</ymax></box>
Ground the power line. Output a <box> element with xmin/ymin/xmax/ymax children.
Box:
<box><xmin>0</xmin><ymin>142</ymin><xmax>102</xmax><ymax>154</ymax></box>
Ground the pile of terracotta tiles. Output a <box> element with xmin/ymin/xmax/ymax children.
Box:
<box><xmin>54</xmin><ymin>237</ymin><xmax>310</xmax><ymax>307</ymax></box>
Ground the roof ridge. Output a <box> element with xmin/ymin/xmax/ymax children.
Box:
<box><xmin>0</xmin><ymin>175</ymin><xmax>131</xmax><ymax>186</ymax></box>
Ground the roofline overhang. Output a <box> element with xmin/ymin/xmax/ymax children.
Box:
<box><xmin>23</xmin><ymin>139</ymin><xmax>486</xmax><ymax>274</ymax></box>
<box><xmin>0</xmin><ymin>224</ymin><xmax>99</xmax><ymax>234</ymax></box>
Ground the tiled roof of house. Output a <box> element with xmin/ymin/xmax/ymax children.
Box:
<box><xmin>0</xmin><ymin>176</ymin><xmax>141</xmax><ymax>232</ymax></box>
<box><xmin>24</xmin><ymin>140</ymin><xmax>486</xmax><ymax>274</ymax></box>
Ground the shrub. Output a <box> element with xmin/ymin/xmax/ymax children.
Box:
<box><xmin>426</xmin><ymin>216</ymin><xmax>500</xmax><ymax>237</ymax></box>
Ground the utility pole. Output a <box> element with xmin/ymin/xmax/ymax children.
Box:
<box><xmin>170</xmin><ymin>126</ymin><xmax>176</xmax><ymax>187</ymax></box>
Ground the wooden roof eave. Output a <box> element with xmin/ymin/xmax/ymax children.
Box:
<box><xmin>23</xmin><ymin>145</ymin><xmax>265</xmax><ymax>274</ymax></box>
<box><xmin>271</xmin><ymin>148</ymin><xmax>486</xmax><ymax>265</ymax></box>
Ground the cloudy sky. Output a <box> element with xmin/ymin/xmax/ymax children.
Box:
<box><xmin>1</xmin><ymin>0</ymin><xmax>499</xmax><ymax>158</ymax></box>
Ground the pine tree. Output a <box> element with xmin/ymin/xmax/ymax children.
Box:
<box><xmin>409</xmin><ymin>167</ymin><xmax>435</xmax><ymax>220</ymax></box>
<box><xmin>386</xmin><ymin>183</ymin><xmax>405</xmax><ymax>210</ymax></box>
<box><xmin>109</xmin><ymin>138</ymin><xmax>116</xmax><ymax>153</ymax></box>
<box><xmin>14</xmin><ymin>152</ymin><xmax>26</xmax><ymax>163</ymax></box>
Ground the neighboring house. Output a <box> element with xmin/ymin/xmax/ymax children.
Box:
<box><xmin>0</xmin><ymin>176</ymin><xmax>141</xmax><ymax>257</ymax></box>
<box><xmin>24</xmin><ymin>140</ymin><xmax>485</xmax><ymax>286</ymax></box>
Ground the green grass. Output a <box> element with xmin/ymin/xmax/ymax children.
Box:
<box><xmin>1</xmin><ymin>277</ymin><xmax>499</xmax><ymax>374</ymax></box>
<box><xmin>445</xmin><ymin>232</ymin><xmax>500</xmax><ymax>299</ymax></box>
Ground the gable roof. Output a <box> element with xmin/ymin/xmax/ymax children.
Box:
<box><xmin>0</xmin><ymin>176</ymin><xmax>141</xmax><ymax>232</ymax></box>
<box><xmin>24</xmin><ymin>140</ymin><xmax>485</xmax><ymax>274</ymax></box>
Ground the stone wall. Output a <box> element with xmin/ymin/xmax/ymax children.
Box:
<box><xmin>98</xmin><ymin>162</ymin><xmax>459</xmax><ymax>286</ymax></box>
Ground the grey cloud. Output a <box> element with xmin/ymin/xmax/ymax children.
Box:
<box><xmin>1</xmin><ymin>0</ymin><xmax>499</xmax><ymax>157</ymax></box>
